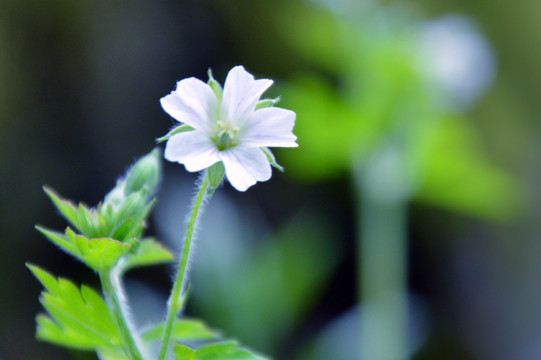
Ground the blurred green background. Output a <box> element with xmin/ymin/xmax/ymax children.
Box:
<box><xmin>1</xmin><ymin>0</ymin><xmax>540</xmax><ymax>359</ymax></box>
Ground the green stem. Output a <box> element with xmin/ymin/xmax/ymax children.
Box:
<box><xmin>158</xmin><ymin>175</ymin><xmax>210</xmax><ymax>360</ymax></box>
<box><xmin>358</xmin><ymin>194</ymin><xmax>407</xmax><ymax>360</ymax></box>
<box><xmin>353</xmin><ymin>149</ymin><xmax>409</xmax><ymax>360</ymax></box>
<box><xmin>100</xmin><ymin>269</ymin><xmax>146</xmax><ymax>360</ymax></box>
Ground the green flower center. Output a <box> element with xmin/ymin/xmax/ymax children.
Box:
<box><xmin>214</xmin><ymin>120</ymin><xmax>239</xmax><ymax>151</ymax></box>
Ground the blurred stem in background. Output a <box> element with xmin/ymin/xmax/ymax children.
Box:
<box><xmin>354</xmin><ymin>141</ymin><xmax>411</xmax><ymax>360</ymax></box>
<box><xmin>358</xmin><ymin>192</ymin><xmax>408</xmax><ymax>360</ymax></box>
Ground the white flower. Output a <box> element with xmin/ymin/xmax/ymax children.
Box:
<box><xmin>160</xmin><ymin>66</ymin><xmax>297</xmax><ymax>191</ymax></box>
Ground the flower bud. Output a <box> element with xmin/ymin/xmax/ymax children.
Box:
<box><xmin>103</xmin><ymin>182</ymin><xmax>125</xmax><ymax>207</ymax></box>
<box><xmin>124</xmin><ymin>148</ymin><xmax>162</xmax><ymax>197</ymax></box>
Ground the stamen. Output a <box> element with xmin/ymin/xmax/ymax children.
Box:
<box><xmin>215</xmin><ymin>120</ymin><xmax>239</xmax><ymax>150</ymax></box>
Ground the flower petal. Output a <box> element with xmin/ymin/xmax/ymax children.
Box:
<box><xmin>164</xmin><ymin>131</ymin><xmax>220</xmax><ymax>172</ymax></box>
<box><xmin>240</xmin><ymin>107</ymin><xmax>298</xmax><ymax>148</ymax></box>
<box><xmin>160</xmin><ymin>77</ymin><xmax>217</xmax><ymax>133</ymax></box>
<box><xmin>219</xmin><ymin>146</ymin><xmax>271</xmax><ymax>191</ymax></box>
<box><xmin>221</xmin><ymin>66</ymin><xmax>273</xmax><ymax>127</ymax></box>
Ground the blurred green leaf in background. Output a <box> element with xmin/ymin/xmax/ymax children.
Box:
<box><xmin>276</xmin><ymin>1</ymin><xmax>522</xmax><ymax>220</ymax></box>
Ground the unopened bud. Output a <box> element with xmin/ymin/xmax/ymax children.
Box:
<box><xmin>124</xmin><ymin>148</ymin><xmax>162</xmax><ymax>197</ymax></box>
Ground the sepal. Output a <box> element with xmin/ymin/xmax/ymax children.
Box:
<box><xmin>256</xmin><ymin>96</ymin><xmax>280</xmax><ymax>110</ymax></box>
<box><xmin>207</xmin><ymin>69</ymin><xmax>223</xmax><ymax>102</ymax></box>
<box><xmin>261</xmin><ymin>148</ymin><xmax>284</xmax><ymax>172</ymax></box>
<box><xmin>207</xmin><ymin>162</ymin><xmax>225</xmax><ymax>191</ymax></box>
<box><xmin>156</xmin><ymin>125</ymin><xmax>194</xmax><ymax>143</ymax></box>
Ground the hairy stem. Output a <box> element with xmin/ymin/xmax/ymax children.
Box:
<box><xmin>100</xmin><ymin>269</ymin><xmax>146</xmax><ymax>360</ymax></box>
<box><xmin>158</xmin><ymin>175</ymin><xmax>210</xmax><ymax>360</ymax></box>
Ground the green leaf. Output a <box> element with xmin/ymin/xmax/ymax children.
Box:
<box><xmin>36</xmin><ymin>227</ymin><xmax>131</xmax><ymax>270</ymax></box>
<box><xmin>74</xmin><ymin>235</ymin><xmax>133</xmax><ymax>271</ymax></box>
<box><xmin>43</xmin><ymin>151</ymin><xmax>159</xmax><ymax>242</ymax></box>
<box><xmin>35</xmin><ymin>226</ymin><xmax>78</xmax><ymax>257</ymax></box>
<box><xmin>121</xmin><ymin>238</ymin><xmax>174</xmax><ymax>271</ymax></box>
<box><xmin>27</xmin><ymin>264</ymin><xmax>123</xmax><ymax>350</ymax></box>
<box><xmin>143</xmin><ymin>318</ymin><xmax>219</xmax><ymax>342</ymax></box>
<box><xmin>174</xmin><ymin>344</ymin><xmax>197</xmax><ymax>360</ymax></box>
<box><xmin>174</xmin><ymin>341</ymin><xmax>269</xmax><ymax>360</ymax></box>
<box><xmin>191</xmin><ymin>212</ymin><xmax>338</xmax><ymax>350</ymax></box>
<box><xmin>157</xmin><ymin>125</ymin><xmax>194</xmax><ymax>143</ymax></box>
<box><xmin>415</xmin><ymin>117</ymin><xmax>523</xmax><ymax>220</ymax></box>
<box><xmin>44</xmin><ymin>186</ymin><xmax>111</xmax><ymax>239</ymax></box>
<box><xmin>43</xmin><ymin>186</ymin><xmax>79</xmax><ymax>228</ymax></box>
<box><xmin>196</xmin><ymin>341</ymin><xmax>268</xmax><ymax>360</ymax></box>
<box><xmin>97</xmin><ymin>348</ymin><xmax>130</xmax><ymax>360</ymax></box>
<box><xmin>278</xmin><ymin>75</ymin><xmax>366</xmax><ymax>181</ymax></box>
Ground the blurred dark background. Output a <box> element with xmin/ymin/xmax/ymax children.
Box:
<box><xmin>1</xmin><ymin>0</ymin><xmax>541</xmax><ymax>359</ymax></box>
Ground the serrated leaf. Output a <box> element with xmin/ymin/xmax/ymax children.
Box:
<box><xmin>74</xmin><ymin>235</ymin><xmax>132</xmax><ymax>271</ymax></box>
<box><xmin>143</xmin><ymin>318</ymin><xmax>219</xmax><ymax>342</ymax></box>
<box><xmin>36</xmin><ymin>227</ymin><xmax>131</xmax><ymax>270</ymax></box>
<box><xmin>121</xmin><ymin>238</ymin><xmax>174</xmax><ymax>271</ymax></box>
<box><xmin>27</xmin><ymin>264</ymin><xmax>123</xmax><ymax>350</ymax></box>
<box><xmin>36</xmin><ymin>313</ymin><xmax>108</xmax><ymax>349</ymax></box>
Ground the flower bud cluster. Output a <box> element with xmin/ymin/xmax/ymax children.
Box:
<box><xmin>37</xmin><ymin>149</ymin><xmax>172</xmax><ymax>272</ymax></box>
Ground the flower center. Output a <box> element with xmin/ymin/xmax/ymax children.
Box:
<box><xmin>214</xmin><ymin>120</ymin><xmax>239</xmax><ymax>151</ymax></box>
